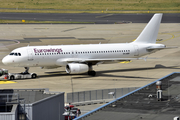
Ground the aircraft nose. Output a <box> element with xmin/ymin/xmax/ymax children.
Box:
<box><xmin>2</xmin><ymin>56</ymin><xmax>11</xmax><ymax>65</ymax></box>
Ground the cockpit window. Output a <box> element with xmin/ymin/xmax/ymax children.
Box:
<box><xmin>9</xmin><ymin>53</ymin><xmax>14</xmax><ymax>55</ymax></box>
<box><xmin>9</xmin><ymin>52</ymin><xmax>21</xmax><ymax>56</ymax></box>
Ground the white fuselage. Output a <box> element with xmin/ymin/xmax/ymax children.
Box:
<box><xmin>2</xmin><ymin>42</ymin><xmax>164</xmax><ymax>68</ymax></box>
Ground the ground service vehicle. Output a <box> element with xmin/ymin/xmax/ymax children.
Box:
<box><xmin>0</xmin><ymin>68</ymin><xmax>37</xmax><ymax>80</ymax></box>
<box><xmin>8</xmin><ymin>72</ymin><xmax>37</xmax><ymax>80</ymax></box>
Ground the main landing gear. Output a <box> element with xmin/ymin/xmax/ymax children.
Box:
<box><xmin>87</xmin><ymin>65</ymin><xmax>96</xmax><ymax>76</ymax></box>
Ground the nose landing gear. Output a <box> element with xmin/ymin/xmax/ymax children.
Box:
<box><xmin>24</xmin><ymin>67</ymin><xmax>29</xmax><ymax>74</ymax></box>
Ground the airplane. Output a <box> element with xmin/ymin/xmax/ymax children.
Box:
<box><xmin>2</xmin><ymin>13</ymin><xmax>171</xmax><ymax>77</ymax></box>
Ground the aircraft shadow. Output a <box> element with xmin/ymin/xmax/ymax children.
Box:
<box><xmin>43</xmin><ymin>71</ymin><xmax>151</xmax><ymax>79</ymax></box>
<box><xmin>36</xmin><ymin>64</ymin><xmax>180</xmax><ymax>79</ymax></box>
<box><xmin>39</xmin><ymin>71</ymin><xmax>88</xmax><ymax>78</ymax></box>
<box><xmin>98</xmin><ymin>64</ymin><xmax>180</xmax><ymax>74</ymax></box>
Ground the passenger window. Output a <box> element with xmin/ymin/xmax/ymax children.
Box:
<box><xmin>18</xmin><ymin>53</ymin><xmax>21</xmax><ymax>56</ymax></box>
<box><xmin>14</xmin><ymin>53</ymin><xmax>18</xmax><ymax>56</ymax></box>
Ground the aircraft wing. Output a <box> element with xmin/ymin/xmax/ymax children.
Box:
<box><xmin>65</xmin><ymin>57</ymin><xmax>146</xmax><ymax>65</ymax></box>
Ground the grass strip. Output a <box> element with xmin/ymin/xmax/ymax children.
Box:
<box><xmin>0</xmin><ymin>0</ymin><xmax>179</xmax><ymax>13</ymax></box>
<box><xmin>0</xmin><ymin>9</ymin><xmax>179</xmax><ymax>14</ymax></box>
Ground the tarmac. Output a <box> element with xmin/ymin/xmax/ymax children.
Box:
<box><xmin>0</xmin><ymin>23</ymin><xmax>180</xmax><ymax>100</ymax></box>
<box><xmin>0</xmin><ymin>13</ymin><xmax>180</xmax><ymax>23</ymax></box>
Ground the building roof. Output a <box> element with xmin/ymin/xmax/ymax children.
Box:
<box><xmin>76</xmin><ymin>72</ymin><xmax>180</xmax><ymax>120</ymax></box>
<box><xmin>0</xmin><ymin>88</ymin><xmax>63</xmax><ymax>104</ymax></box>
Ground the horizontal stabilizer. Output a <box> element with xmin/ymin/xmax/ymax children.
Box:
<box><xmin>147</xmin><ymin>46</ymin><xmax>178</xmax><ymax>50</ymax></box>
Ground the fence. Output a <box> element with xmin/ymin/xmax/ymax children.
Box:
<box><xmin>67</xmin><ymin>87</ymin><xmax>139</xmax><ymax>103</ymax></box>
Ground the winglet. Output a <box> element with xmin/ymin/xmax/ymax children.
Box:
<box><xmin>133</xmin><ymin>13</ymin><xmax>163</xmax><ymax>44</ymax></box>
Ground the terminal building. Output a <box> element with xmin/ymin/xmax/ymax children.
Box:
<box><xmin>0</xmin><ymin>88</ymin><xmax>64</xmax><ymax>120</ymax></box>
<box><xmin>75</xmin><ymin>72</ymin><xmax>180</xmax><ymax>120</ymax></box>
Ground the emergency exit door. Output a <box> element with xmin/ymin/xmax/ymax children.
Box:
<box><xmin>27</xmin><ymin>49</ymin><xmax>33</xmax><ymax>61</ymax></box>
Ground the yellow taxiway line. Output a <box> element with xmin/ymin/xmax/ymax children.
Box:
<box><xmin>0</xmin><ymin>80</ymin><xmax>16</xmax><ymax>84</ymax></box>
<box><xmin>120</xmin><ymin>61</ymin><xmax>132</xmax><ymax>64</ymax></box>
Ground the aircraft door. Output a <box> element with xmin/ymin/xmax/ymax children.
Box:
<box><xmin>27</xmin><ymin>49</ymin><xmax>34</xmax><ymax>61</ymax></box>
<box><xmin>134</xmin><ymin>45</ymin><xmax>139</xmax><ymax>56</ymax></box>
<box><xmin>71</xmin><ymin>50</ymin><xmax>77</xmax><ymax>58</ymax></box>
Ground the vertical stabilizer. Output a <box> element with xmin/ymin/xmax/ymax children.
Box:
<box><xmin>133</xmin><ymin>13</ymin><xmax>163</xmax><ymax>44</ymax></box>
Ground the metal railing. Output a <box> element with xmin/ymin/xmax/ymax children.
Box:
<box><xmin>0</xmin><ymin>93</ymin><xmax>19</xmax><ymax>103</ymax></box>
<box><xmin>67</xmin><ymin>87</ymin><xmax>139</xmax><ymax>103</ymax></box>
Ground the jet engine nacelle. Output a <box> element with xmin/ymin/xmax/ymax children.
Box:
<box><xmin>66</xmin><ymin>63</ymin><xmax>89</xmax><ymax>74</ymax></box>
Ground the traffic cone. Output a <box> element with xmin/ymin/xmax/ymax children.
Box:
<box><xmin>4</xmin><ymin>75</ymin><xmax>8</xmax><ymax>79</ymax></box>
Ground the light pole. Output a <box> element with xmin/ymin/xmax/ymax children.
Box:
<box><xmin>108</xmin><ymin>92</ymin><xmax>116</xmax><ymax>107</ymax></box>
